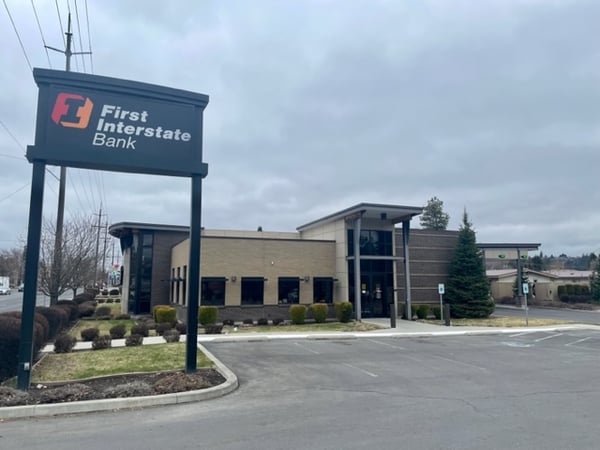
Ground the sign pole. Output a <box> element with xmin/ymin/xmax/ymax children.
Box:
<box><xmin>438</xmin><ymin>283</ymin><xmax>445</xmax><ymax>323</ymax></box>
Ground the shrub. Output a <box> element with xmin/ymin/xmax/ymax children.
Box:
<box><xmin>73</xmin><ymin>292</ymin><xmax>95</xmax><ymax>304</ymax></box>
<box><xmin>415</xmin><ymin>304</ymin><xmax>430</xmax><ymax>320</ymax></box>
<box><xmin>35</xmin><ymin>306</ymin><xmax>69</xmax><ymax>339</ymax></box>
<box><xmin>334</xmin><ymin>302</ymin><xmax>353</xmax><ymax>323</ymax></box>
<box><xmin>109</xmin><ymin>323</ymin><xmax>127</xmax><ymax>339</ymax></box>
<box><xmin>130</xmin><ymin>323</ymin><xmax>149</xmax><ymax>337</ymax></box>
<box><xmin>311</xmin><ymin>303</ymin><xmax>329</xmax><ymax>323</ymax></box>
<box><xmin>95</xmin><ymin>305</ymin><xmax>112</xmax><ymax>318</ymax></box>
<box><xmin>198</xmin><ymin>306</ymin><xmax>218</xmax><ymax>325</ymax></box>
<box><xmin>162</xmin><ymin>329</ymin><xmax>181</xmax><ymax>343</ymax></box>
<box><xmin>81</xmin><ymin>327</ymin><xmax>100</xmax><ymax>341</ymax></box>
<box><xmin>204</xmin><ymin>324</ymin><xmax>223</xmax><ymax>334</ymax></box>
<box><xmin>257</xmin><ymin>318</ymin><xmax>269</xmax><ymax>326</ymax></box>
<box><xmin>54</xmin><ymin>333</ymin><xmax>77</xmax><ymax>353</ymax></box>
<box><xmin>153</xmin><ymin>305</ymin><xmax>176</xmax><ymax>324</ymax></box>
<box><xmin>272</xmin><ymin>317</ymin><xmax>284</xmax><ymax>325</ymax></box>
<box><xmin>155</xmin><ymin>322</ymin><xmax>173</xmax><ymax>336</ymax></box>
<box><xmin>92</xmin><ymin>334</ymin><xmax>112</xmax><ymax>350</ymax></box>
<box><xmin>0</xmin><ymin>315</ymin><xmax>23</xmax><ymax>381</ymax></box>
<box><xmin>432</xmin><ymin>305</ymin><xmax>442</xmax><ymax>320</ymax></box>
<box><xmin>174</xmin><ymin>321</ymin><xmax>187</xmax><ymax>334</ymax></box>
<box><xmin>97</xmin><ymin>298</ymin><xmax>106</xmax><ymax>304</ymax></box>
<box><xmin>78</xmin><ymin>302</ymin><xmax>96</xmax><ymax>318</ymax></box>
<box><xmin>289</xmin><ymin>305</ymin><xmax>307</xmax><ymax>325</ymax></box>
<box><xmin>125</xmin><ymin>334</ymin><xmax>144</xmax><ymax>346</ymax></box>
<box><xmin>242</xmin><ymin>318</ymin><xmax>254</xmax><ymax>325</ymax></box>
<box><xmin>222</xmin><ymin>319</ymin><xmax>235</xmax><ymax>326</ymax></box>
<box><xmin>115</xmin><ymin>313</ymin><xmax>131</xmax><ymax>320</ymax></box>
<box><xmin>106</xmin><ymin>298</ymin><xmax>114</xmax><ymax>304</ymax></box>
<box><xmin>109</xmin><ymin>288</ymin><xmax>120</xmax><ymax>296</ymax></box>
<box><xmin>56</xmin><ymin>300</ymin><xmax>79</xmax><ymax>321</ymax></box>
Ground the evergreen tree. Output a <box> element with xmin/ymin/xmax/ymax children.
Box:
<box><xmin>591</xmin><ymin>259</ymin><xmax>600</xmax><ymax>303</ymax></box>
<box><xmin>420</xmin><ymin>196</ymin><xmax>450</xmax><ymax>230</ymax></box>
<box><xmin>445</xmin><ymin>210</ymin><xmax>494</xmax><ymax>318</ymax></box>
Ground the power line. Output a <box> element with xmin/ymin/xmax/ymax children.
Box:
<box><xmin>0</xmin><ymin>183</ymin><xmax>29</xmax><ymax>203</ymax></box>
<box><xmin>0</xmin><ymin>118</ymin><xmax>26</xmax><ymax>151</ymax></box>
<box><xmin>3</xmin><ymin>0</ymin><xmax>33</xmax><ymax>71</ymax></box>
<box><xmin>54</xmin><ymin>0</ymin><xmax>65</xmax><ymax>47</ymax></box>
<box><xmin>84</xmin><ymin>0</ymin><xmax>93</xmax><ymax>73</ymax></box>
<box><xmin>74</xmin><ymin>0</ymin><xmax>86</xmax><ymax>72</ymax></box>
<box><xmin>31</xmin><ymin>0</ymin><xmax>53</xmax><ymax>68</ymax></box>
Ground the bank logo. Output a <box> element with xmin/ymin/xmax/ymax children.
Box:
<box><xmin>51</xmin><ymin>92</ymin><xmax>94</xmax><ymax>129</ymax></box>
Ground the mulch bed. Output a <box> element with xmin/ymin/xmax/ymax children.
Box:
<box><xmin>0</xmin><ymin>369</ymin><xmax>225</xmax><ymax>407</ymax></box>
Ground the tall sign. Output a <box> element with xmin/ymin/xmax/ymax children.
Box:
<box><xmin>18</xmin><ymin>69</ymin><xmax>209</xmax><ymax>389</ymax></box>
<box><xmin>27</xmin><ymin>69</ymin><xmax>208</xmax><ymax>176</ymax></box>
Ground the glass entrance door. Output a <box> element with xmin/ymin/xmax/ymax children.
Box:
<box><xmin>360</xmin><ymin>273</ymin><xmax>389</xmax><ymax>318</ymax></box>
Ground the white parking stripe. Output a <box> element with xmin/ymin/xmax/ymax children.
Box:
<box><xmin>566</xmin><ymin>337</ymin><xmax>592</xmax><ymax>346</ymax></box>
<box><xmin>367</xmin><ymin>339</ymin><xmax>406</xmax><ymax>350</ymax></box>
<box><xmin>510</xmin><ymin>331</ymin><xmax>534</xmax><ymax>337</ymax></box>
<box><xmin>343</xmin><ymin>363</ymin><xmax>379</xmax><ymax>378</ymax></box>
<box><xmin>534</xmin><ymin>333</ymin><xmax>563</xmax><ymax>342</ymax></box>
<box><xmin>294</xmin><ymin>342</ymin><xmax>320</xmax><ymax>354</ymax></box>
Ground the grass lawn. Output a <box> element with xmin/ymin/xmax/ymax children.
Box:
<box><xmin>427</xmin><ymin>316</ymin><xmax>574</xmax><ymax>327</ymax></box>
<box><xmin>32</xmin><ymin>343</ymin><xmax>212</xmax><ymax>382</ymax></box>
<box><xmin>220</xmin><ymin>321</ymin><xmax>383</xmax><ymax>333</ymax></box>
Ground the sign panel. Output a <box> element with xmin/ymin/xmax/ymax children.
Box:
<box><xmin>438</xmin><ymin>283</ymin><xmax>445</xmax><ymax>295</ymax></box>
<box><xmin>27</xmin><ymin>68</ymin><xmax>209</xmax><ymax>177</ymax></box>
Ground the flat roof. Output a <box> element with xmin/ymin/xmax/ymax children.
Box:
<box><xmin>108</xmin><ymin>222</ymin><xmax>190</xmax><ymax>239</ymax></box>
<box><xmin>478</xmin><ymin>243</ymin><xmax>541</xmax><ymax>251</ymax></box>
<box><xmin>297</xmin><ymin>203</ymin><xmax>423</xmax><ymax>231</ymax></box>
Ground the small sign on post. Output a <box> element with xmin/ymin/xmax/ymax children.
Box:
<box><xmin>438</xmin><ymin>283</ymin><xmax>445</xmax><ymax>322</ymax></box>
<box><xmin>522</xmin><ymin>283</ymin><xmax>529</xmax><ymax>326</ymax></box>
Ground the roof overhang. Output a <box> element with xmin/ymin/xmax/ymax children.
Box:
<box><xmin>297</xmin><ymin>203</ymin><xmax>423</xmax><ymax>232</ymax></box>
<box><xmin>109</xmin><ymin>222</ymin><xmax>190</xmax><ymax>239</ymax></box>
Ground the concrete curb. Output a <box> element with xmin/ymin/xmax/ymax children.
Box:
<box><xmin>0</xmin><ymin>343</ymin><xmax>238</xmax><ymax>420</ymax></box>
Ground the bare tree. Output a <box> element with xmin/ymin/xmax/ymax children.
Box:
<box><xmin>39</xmin><ymin>215</ymin><xmax>98</xmax><ymax>303</ymax></box>
<box><xmin>0</xmin><ymin>247</ymin><xmax>25</xmax><ymax>286</ymax></box>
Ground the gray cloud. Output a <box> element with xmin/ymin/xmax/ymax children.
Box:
<box><xmin>0</xmin><ymin>0</ymin><xmax>599</xmax><ymax>256</ymax></box>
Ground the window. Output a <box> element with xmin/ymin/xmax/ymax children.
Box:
<box><xmin>182</xmin><ymin>265</ymin><xmax>187</xmax><ymax>306</ymax></box>
<box><xmin>313</xmin><ymin>277</ymin><xmax>334</xmax><ymax>303</ymax></box>
<box><xmin>347</xmin><ymin>229</ymin><xmax>393</xmax><ymax>256</ymax></box>
<box><xmin>278</xmin><ymin>277</ymin><xmax>300</xmax><ymax>304</ymax></box>
<box><xmin>201</xmin><ymin>277</ymin><xmax>226</xmax><ymax>306</ymax></box>
<box><xmin>241</xmin><ymin>277</ymin><xmax>264</xmax><ymax>305</ymax></box>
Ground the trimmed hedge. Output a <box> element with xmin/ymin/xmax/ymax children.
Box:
<box><xmin>54</xmin><ymin>333</ymin><xmax>77</xmax><ymax>353</ymax></box>
<box><xmin>198</xmin><ymin>306</ymin><xmax>218</xmax><ymax>325</ymax></box>
<box><xmin>334</xmin><ymin>302</ymin><xmax>353</xmax><ymax>323</ymax></box>
<box><xmin>311</xmin><ymin>303</ymin><xmax>329</xmax><ymax>323</ymax></box>
<box><xmin>415</xmin><ymin>304</ymin><xmax>430</xmax><ymax>320</ymax></box>
<box><xmin>35</xmin><ymin>306</ymin><xmax>69</xmax><ymax>340</ymax></box>
<box><xmin>109</xmin><ymin>324</ymin><xmax>127</xmax><ymax>339</ymax></box>
<box><xmin>289</xmin><ymin>305</ymin><xmax>307</xmax><ymax>325</ymax></box>
<box><xmin>81</xmin><ymin>327</ymin><xmax>100</xmax><ymax>341</ymax></box>
<box><xmin>153</xmin><ymin>305</ymin><xmax>176</xmax><ymax>324</ymax></box>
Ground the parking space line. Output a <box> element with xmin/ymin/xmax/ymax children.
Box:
<box><xmin>294</xmin><ymin>342</ymin><xmax>320</xmax><ymax>354</ymax></box>
<box><xmin>534</xmin><ymin>333</ymin><xmax>563</xmax><ymax>342</ymax></box>
<box><xmin>510</xmin><ymin>331</ymin><xmax>535</xmax><ymax>337</ymax></box>
<box><xmin>428</xmin><ymin>354</ymin><xmax>489</xmax><ymax>372</ymax></box>
<box><xmin>566</xmin><ymin>337</ymin><xmax>592</xmax><ymax>347</ymax></box>
<box><xmin>367</xmin><ymin>339</ymin><xmax>406</xmax><ymax>350</ymax></box>
<box><xmin>343</xmin><ymin>363</ymin><xmax>379</xmax><ymax>378</ymax></box>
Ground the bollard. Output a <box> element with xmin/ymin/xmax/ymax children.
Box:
<box><xmin>444</xmin><ymin>303</ymin><xmax>451</xmax><ymax>326</ymax></box>
<box><xmin>390</xmin><ymin>303</ymin><xmax>397</xmax><ymax>328</ymax></box>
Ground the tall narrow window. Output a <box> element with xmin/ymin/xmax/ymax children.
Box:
<box><xmin>278</xmin><ymin>277</ymin><xmax>300</xmax><ymax>304</ymax></box>
<box><xmin>182</xmin><ymin>265</ymin><xmax>187</xmax><ymax>306</ymax></box>
<box><xmin>201</xmin><ymin>277</ymin><xmax>226</xmax><ymax>306</ymax></box>
<box><xmin>313</xmin><ymin>277</ymin><xmax>334</xmax><ymax>303</ymax></box>
<box><xmin>241</xmin><ymin>277</ymin><xmax>264</xmax><ymax>305</ymax></box>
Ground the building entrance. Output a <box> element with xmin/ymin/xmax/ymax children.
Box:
<box><xmin>349</xmin><ymin>259</ymin><xmax>394</xmax><ymax>318</ymax></box>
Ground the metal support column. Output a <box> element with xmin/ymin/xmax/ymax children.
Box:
<box><xmin>402</xmin><ymin>220</ymin><xmax>412</xmax><ymax>320</ymax></box>
<box><xmin>186</xmin><ymin>174</ymin><xmax>203</xmax><ymax>373</ymax></box>
<box><xmin>353</xmin><ymin>215</ymin><xmax>362</xmax><ymax>321</ymax></box>
<box><xmin>17</xmin><ymin>162</ymin><xmax>46</xmax><ymax>390</ymax></box>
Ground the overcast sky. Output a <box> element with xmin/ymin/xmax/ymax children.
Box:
<box><xmin>1</xmin><ymin>0</ymin><xmax>599</xmax><ymax>257</ymax></box>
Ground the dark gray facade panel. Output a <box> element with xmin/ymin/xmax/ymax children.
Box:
<box><xmin>150</xmin><ymin>231</ymin><xmax>189</xmax><ymax>309</ymax></box>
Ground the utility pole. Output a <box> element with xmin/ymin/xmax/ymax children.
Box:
<box><xmin>46</xmin><ymin>14</ymin><xmax>91</xmax><ymax>304</ymax></box>
<box><xmin>92</xmin><ymin>206</ymin><xmax>105</xmax><ymax>288</ymax></box>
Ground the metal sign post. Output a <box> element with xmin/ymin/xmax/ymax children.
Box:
<box><xmin>522</xmin><ymin>282</ymin><xmax>529</xmax><ymax>326</ymax></box>
<box><xmin>438</xmin><ymin>283</ymin><xmax>445</xmax><ymax>322</ymax></box>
